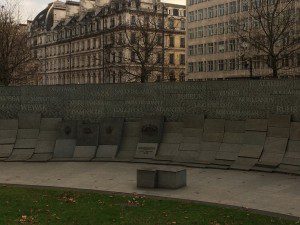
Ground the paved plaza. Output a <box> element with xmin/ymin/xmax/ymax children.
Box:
<box><xmin>0</xmin><ymin>162</ymin><xmax>299</xmax><ymax>218</ymax></box>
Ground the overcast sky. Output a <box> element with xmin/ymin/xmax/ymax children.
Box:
<box><xmin>0</xmin><ymin>0</ymin><xmax>185</xmax><ymax>22</ymax></box>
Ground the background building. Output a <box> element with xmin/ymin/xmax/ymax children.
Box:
<box><xmin>29</xmin><ymin>0</ymin><xmax>186</xmax><ymax>85</ymax></box>
<box><xmin>186</xmin><ymin>0</ymin><xmax>300</xmax><ymax>80</ymax></box>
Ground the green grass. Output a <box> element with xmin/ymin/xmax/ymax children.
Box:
<box><xmin>0</xmin><ymin>186</ymin><xmax>298</xmax><ymax>225</ymax></box>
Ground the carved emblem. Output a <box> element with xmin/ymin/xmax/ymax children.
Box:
<box><xmin>142</xmin><ymin>124</ymin><xmax>158</xmax><ymax>136</ymax></box>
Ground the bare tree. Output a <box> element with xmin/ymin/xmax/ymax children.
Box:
<box><xmin>232</xmin><ymin>0</ymin><xmax>299</xmax><ymax>77</ymax></box>
<box><xmin>0</xmin><ymin>0</ymin><xmax>37</xmax><ymax>85</ymax></box>
<box><xmin>103</xmin><ymin>8</ymin><xmax>168</xmax><ymax>83</ymax></box>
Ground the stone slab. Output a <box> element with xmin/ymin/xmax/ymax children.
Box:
<box><xmin>18</xmin><ymin>113</ymin><xmax>41</xmax><ymax>129</ymax></box>
<box><xmin>6</xmin><ymin>148</ymin><xmax>34</xmax><ymax>161</ymax></box>
<box><xmin>251</xmin><ymin>166</ymin><xmax>274</xmax><ymax>172</ymax></box>
<box><xmin>17</xmin><ymin>129</ymin><xmax>39</xmax><ymax>139</ymax></box>
<box><xmin>34</xmin><ymin>140</ymin><xmax>55</xmax><ymax>154</ymax></box>
<box><xmin>199</xmin><ymin>142</ymin><xmax>221</xmax><ymax>152</ymax></box>
<box><xmin>0</xmin><ymin>138</ymin><xmax>16</xmax><ymax>145</ymax></box>
<box><xmin>239</xmin><ymin>145</ymin><xmax>263</xmax><ymax>158</ymax></box>
<box><xmin>243</xmin><ymin>131</ymin><xmax>266</xmax><ymax>145</ymax></box>
<box><xmin>225</xmin><ymin>120</ymin><xmax>245</xmax><ymax>133</ymax></box>
<box><xmin>53</xmin><ymin>139</ymin><xmax>76</xmax><ymax>158</ymax></box>
<box><xmin>281</xmin><ymin>157</ymin><xmax>300</xmax><ymax>166</ymax></box>
<box><xmin>206</xmin><ymin>164</ymin><xmax>230</xmax><ymax>169</ymax></box>
<box><xmin>77</xmin><ymin>123</ymin><xmax>99</xmax><ymax>146</ymax></box>
<box><xmin>179</xmin><ymin>143</ymin><xmax>200</xmax><ymax>151</ymax></box>
<box><xmin>267</xmin><ymin>127</ymin><xmax>290</xmax><ymax>138</ymax></box>
<box><xmin>58</xmin><ymin>121</ymin><xmax>77</xmax><ymax>139</ymax></box>
<box><xmin>139</xmin><ymin>116</ymin><xmax>164</xmax><ymax>143</ymax></box>
<box><xmin>258</xmin><ymin>153</ymin><xmax>285</xmax><ymax>167</ymax></box>
<box><xmin>162</xmin><ymin>133</ymin><xmax>182</xmax><ymax>144</ymax></box>
<box><xmin>38</xmin><ymin>131</ymin><xmax>58</xmax><ymax>140</ymax></box>
<box><xmin>116</xmin><ymin>150</ymin><xmax>135</xmax><ymax>160</ymax></box>
<box><xmin>119</xmin><ymin>137</ymin><xmax>139</xmax><ymax>150</ymax></box>
<box><xmin>211</xmin><ymin>159</ymin><xmax>234</xmax><ymax>166</ymax></box>
<box><xmin>202</xmin><ymin>132</ymin><xmax>223</xmax><ymax>142</ymax></box>
<box><xmin>181</xmin><ymin>136</ymin><xmax>201</xmax><ymax>144</ymax></box>
<box><xmin>95</xmin><ymin>145</ymin><xmax>118</xmax><ymax>159</ymax></box>
<box><xmin>182</xmin><ymin>128</ymin><xmax>203</xmax><ymax>137</ymax></box>
<box><xmin>156</xmin><ymin>143</ymin><xmax>179</xmax><ymax>161</ymax></box>
<box><xmin>276</xmin><ymin>164</ymin><xmax>300</xmax><ymax>174</ymax></box>
<box><xmin>0</xmin><ymin>130</ymin><xmax>17</xmax><ymax>138</ymax></box>
<box><xmin>40</xmin><ymin>118</ymin><xmax>62</xmax><ymax>131</ymax></box>
<box><xmin>290</xmin><ymin>122</ymin><xmax>300</xmax><ymax>140</ymax></box>
<box><xmin>268</xmin><ymin>114</ymin><xmax>291</xmax><ymax>128</ymax></box>
<box><xmin>0</xmin><ymin>119</ymin><xmax>18</xmax><ymax>130</ymax></box>
<box><xmin>137</xmin><ymin>169</ymin><xmax>157</xmax><ymax>188</ymax></box>
<box><xmin>122</xmin><ymin>122</ymin><xmax>140</xmax><ymax>137</ymax></box>
<box><xmin>173</xmin><ymin>150</ymin><xmax>199</xmax><ymax>163</ymax></box>
<box><xmin>216</xmin><ymin>143</ymin><xmax>241</xmax><ymax>161</ymax></box>
<box><xmin>231</xmin><ymin>157</ymin><xmax>258</xmax><ymax>170</ymax></box>
<box><xmin>263</xmin><ymin>137</ymin><xmax>288</xmax><ymax>154</ymax></box>
<box><xmin>182</xmin><ymin>115</ymin><xmax>204</xmax><ymax>128</ymax></box>
<box><xmin>99</xmin><ymin>118</ymin><xmax>124</xmax><ymax>145</ymax></box>
<box><xmin>0</xmin><ymin>144</ymin><xmax>14</xmax><ymax>158</ymax></box>
<box><xmin>204</xmin><ymin>119</ymin><xmax>225</xmax><ymax>133</ymax></box>
<box><xmin>245</xmin><ymin>119</ymin><xmax>268</xmax><ymax>131</ymax></box>
<box><xmin>164</xmin><ymin>122</ymin><xmax>183</xmax><ymax>133</ymax></box>
<box><xmin>197</xmin><ymin>150</ymin><xmax>217</xmax><ymax>164</ymax></box>
<box><xmin>157</xmin><ymin>169</ymin><xmax>186</xmax><ymax>189</ymax></box>
<box><xmin>73</xmin><ymin>146</ymin><xmax>97</xmax><ymax>160</ymax></box>
<box><xmin>27</xmin><ymin>153</ymin><xmax>52</xmax><ymax>162</ymax></box>
<box><xmin>135</xmin><ymin>143</ymin><xmax>159</xmax><ymax>159</ymax></box>
<box><xmin>223</xmin><ymin>132</ymin><xmax>244</xmax><ymax>144</ymax></box>
<box><xmin>14</xmin><ymin>139</ymin><xmax>37</xmax><ymax>149</ymax></box>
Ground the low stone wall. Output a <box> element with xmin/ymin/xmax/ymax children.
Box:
<box><xmin>0</xmin><ymin>79</ymin><xmax>299</xmax><ymax>121</ymax></box>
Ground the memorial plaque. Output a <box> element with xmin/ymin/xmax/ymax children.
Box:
<box><xmin>18</xmin><ymin>113</ymin><xmax>41</xmax><ymax>129</ymax></box>
<box><xmin>73</xmin><ymin>146</ymin><xmax>97</xmax><ymax>160</ymax></box>
<box><xmin>225</xmin><ymin>120</ymin><xmax>245</xmax><ymax>133</ymax></box>
<box><xmin>267</xmin><ymin>127</ymin><xmax>290</xmax><ymax>138</ymax></box>
<box><xmin>268</xmin><ymin>114</ymin><xmax>291</xmax><ymax>128</ymax></box>
<box><xmin>135</xmin><ymin>143</ymin><xmax>159</xmax><ymax>159</ymax></box>
<box><xmin>182</xmin><ymin>115</ymin><xmax>204</xmax><ymax>128</ymax></box>
<box><xmin>95</xmin><ymin>145</ymin><xmax>118</xmax><ymax>159</ymax></box>
<box><xmin>157</xmin><ymin>169</ymin><xmax>186</xmax><ymax>189</ymax></box>
<box><xmin>238</xmin><ymin>145</ymin><xmax>263</xmax><ymax>158</ymax></box>
<box><xmin>290</xmin><ymin>122</ymin><xmax>300</xmax><ymax>140</ymax></box>
<box><xmin>243</xmin><ymin>131</ymin><xmax>266</xmax><ymax>145</ymax></box>
<box><xmin>204</xmin><ymin>119</ymin><xmax>225</xmax><ymax>133</ymax></box>
<box><xmin>58</xmin><ymin>121</ymin><xmax>77</xmax><ymax>139</ymax></box>
<box><xmin>77</xmin><ymin>123</ymin><xmax>99</xmax><ymax>146</ymax></box>
<box><xmin>6</xmin><ymin>148</ymin><xmax>34</xmax><ymax>161</ymax></box>
<box><xmin>0</xmin><ymin>144</ymin><xmax>14</xmax><ymax>158</ymax></box>
<box><xmin>53</xmin><ymin>139</ymin><xmax>76</xmax><ymax>158</ymax></box>
<box><xmin>99</xmin><ymin>118</ymin><xmax>124</xmax><ymax>145</ymax></box>
<box><xmin>0</xmin><ymin>119</ymin><xmax>18</xmax><ymax>130</ymax></box>
<box><xmin>14</xmin><ymin>139</ymin><xmax>37</xmax><ymax>149</ymax></box>
<box><xmin>139</xmin><ymin>116</ymin><xmax>164</xmax><ymax>143</ymax></box>
<box><xmin>231</xmin><ymin>157</ymin><xmax>258</xmax><ymax>170</ymax></box>
<box><xmin>156</xmin><ymin>143</ymin><xmax>179</xmax><ymax>161</ymax></box>
<box><xmin>34</xmin><ymin>140</ymin><xmax>55</xmax><ymax>154</ymax></box>
<box><xmin>17</xmin><ymin>129</ymin><xmax>39</xmax><ymax>139</ymax></box>
<box><xmin>245</xmin><ymin>119</ymin><xmax>267</xmax><ymax>131</ymax></box>
<box><xmin>40</xmin><ymin>118</ymin><xmax>62</xmax><ymax>131</ymax></box>
<box><xmin>28</xmin><ymin>153</ymin><xmax>52</xmax><ymax>162</ymax></box>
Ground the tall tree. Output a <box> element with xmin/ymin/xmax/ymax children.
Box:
<box><xmin>0</xmin><ymin>0</ymin><xmax>36</xmax><ymax>85</ymax></box>
<box><xmin>232</xmin><ymin>0</ymin><xmax>299</xmax><ymax>77</ymax></box>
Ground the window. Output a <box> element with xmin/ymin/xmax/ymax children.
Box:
<box><xmin>229</xmin><ymin>1</ymin><xmax>237</xmax><ymax>14</ymax></box>
<box><xmin>219</xmin><ymin>41</ymin><xmax>225</xmax><ymax>53</ymax></box>
<box><xmin>189</xmin><ymin>46</ymin><xmax>194</xmax><ymax>56</ymax></box>
<box><xmin>218</xmin><ymin>4</ymin><xmax>225</xmax><ymax>16</ymax></box>
<box><xmin>208</xmin><ymin>43</ymin><xmax>214</xmax><ymax>54</ymax></box>
<box><xmin>242</xmin><ymin>0</ymin><xmax>248</xmax><ymax>11</ymax></box>
<box><xmin>197</xmin><ymin>44</ymin><xmax>203</xmax><ymax>55</ymax></box>
<box><xmin>229</xmin><ymin>59</ymin><xmax>236</xmax><ymax>70</ymax></box>
<box><xmin>169</xmin><ymin>36</ymin><xmax>174</xmax><ymax>47</ymax></box>
<box><xmin>218</xmin><ymin>23</ymin><xmax>225</xmax><ymax>34</ymax></box>
<box><xmin>208</xmin><ymin>61</ymin><xmax>214</xmax><ymax>71</ymax></box>
<box><xmin>180</xmin><ymin>20</ymin><xmax>185</xmax><ymax>30</ymax></box>
<box><xmin>198</xmin><ymin>61</ymin><xmax>204</xmax><ymax>71</ymax></box>
<box><xmin>180</xmin><ymin>73</ymin><xmax>185</xmax><ymax>82</ymax></box>
<box><xmin>229</xmin><ymin>39</ymin><xmax>236</xmax><ymax>51</ymax></box>
<box><xmin>180</xmin><ymin>37</ymin><xmax>185</xmax><ymax>48</ymax></box>
<box><xmin>110</xmin><ymin>17</ymin><xmax>115</xmax><ymax>28</ymax></box>
<box><xmin>169</xmin><ymin>18</ymin><xmax>174</xmax><ymax>29</ymax></box>
<box><xmin>218</xmin><ymin>60</ymin><xmax>224</xmax><ymax>70</ymax></box>
<box><xmin>208</xmin><ymin>7</ymin><xmax>214</xmax><ymax>18</ymax></box>
<box><xmin>169</xmin><ymin>71</ymin><xmax>176</xmax><ymax>82</ymax></box>
<box><xmin>173</xmin><ymin>9</ymin><xmax>179</xmax><ymax>16</ymax></box>
<box><xmin>169</xmin><ymin>54</ymin><xmax>174</xmax><ymax>64</ymax></box>
<box><xmin>208</xmin><ymin>25</ymin><xmax>214</xmax><ymax>36</ymax></box>
<box><xmin>188</xmin><ymin>62</ymin><xmax>194</xmax><ymax>73</ymax></box>
<box><xmin>180</xmin><ymin>54</ymin><xmax>185</xmax><ymax>65</ymax></box>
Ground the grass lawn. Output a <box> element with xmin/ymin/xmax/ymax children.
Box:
<box><xmin>0</xmin><ymin>186</ymin><xmax>298</xmax><ymax>225</ymax></box>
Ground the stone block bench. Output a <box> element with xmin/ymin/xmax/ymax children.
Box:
<box><xmin>137</xmin><ymin>168</ymin><xmax>186</xmax><ymax>189</ymax></box>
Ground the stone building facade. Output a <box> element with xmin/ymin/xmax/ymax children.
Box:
<box><xmin>186</xmin><ymin>0</ymin><xmax>300</xmax><ymax>80</ymax></box>
<box><xmin>29</xmin><ymin>0</ymin><xmax>186</xmax><ymax>85</ymax></box>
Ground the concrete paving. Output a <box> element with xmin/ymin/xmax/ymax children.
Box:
<box><xmin>0</xmin><ymin>162</ymin><xmax>299</xmax><ymax>218</ymax></box>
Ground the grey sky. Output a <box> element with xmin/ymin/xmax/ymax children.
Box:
<box><xmin>0</xmin><ymin>0</ymin><xmax>185</xmax><ymax>22</ymax></box>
